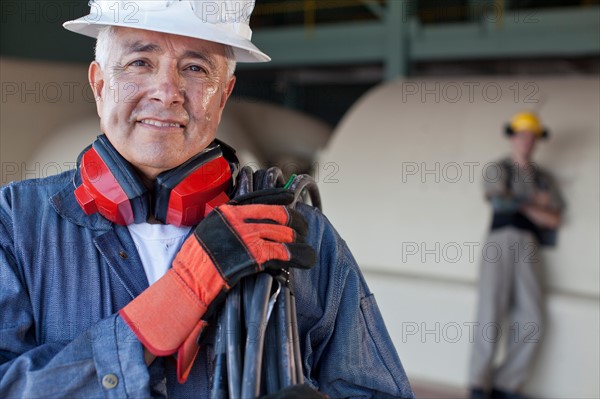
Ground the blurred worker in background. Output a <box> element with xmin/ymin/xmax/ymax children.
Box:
<box><xmin>469</xmin><ymin>112</ymin><xmax>565</xmax><ymax>399</ymax></box>
<box><xmin>0</xmin><ymin>1</ymin><xmax>414</xmax><ymax>397</ymax></box>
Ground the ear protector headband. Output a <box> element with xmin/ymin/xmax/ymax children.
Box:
<box><xmin>504</xmin><ymin>125</ymin><xmax>549</xmax><ymax>139</ymax></box>
<box><xmin>74</xmin><ymin>135</ymin><xmax>238</xmax><ymax>226</ymax></box>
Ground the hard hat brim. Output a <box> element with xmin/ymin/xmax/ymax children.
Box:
<box><xmin>63</xmin><ymin>17</ymin><xmax>270</xmax><ymax>63</ymax></box>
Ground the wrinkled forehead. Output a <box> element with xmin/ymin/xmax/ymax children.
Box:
<box><xmin>110</xmin><ymin>26</ymin><xmax>228</xmax><ymax>60</ymax></box>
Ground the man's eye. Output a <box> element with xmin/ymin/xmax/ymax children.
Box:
<box><xmin>187</xmin><ymin>65</ymin><xmax>206</xmax><ymax>73</ymax></box>
<box><xmin>130</xmin><ymin>60</ymin><xmax>148</xmax><ymax>67</ymax></box>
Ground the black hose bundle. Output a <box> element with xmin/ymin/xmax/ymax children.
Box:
<box><xmin>209</xmin><ymin>167</ymin><xmax>321</xmax><ymax>399</ymax></box>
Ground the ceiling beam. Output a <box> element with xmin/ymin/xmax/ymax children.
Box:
<box><xmin>242</xmin><ymin>6</ymin><xmax>600</xmax><ymax>76</ymax></box>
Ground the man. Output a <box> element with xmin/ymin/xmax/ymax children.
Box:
<box><xmin>469</xmin><ymin>112</ymin><xmax>564</xmax><ymax>399</ymax></box>
<box><xmin>0</xmin><ymin>1</ymin><xmax>414</xmax><ymax>397</ymax></box>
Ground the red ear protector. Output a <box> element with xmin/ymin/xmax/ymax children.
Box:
<box><xmin>74</xmin><ymin>135</ymin><xmax>239</xmax><ymax>226</ymax></box>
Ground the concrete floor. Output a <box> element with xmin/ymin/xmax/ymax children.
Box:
<box><xmin>411</xmin><ymin>380</ymin><xmax>469</xmax><ymax>399</ymax></box>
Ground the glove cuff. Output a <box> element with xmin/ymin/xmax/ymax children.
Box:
<box><xmin>176</xmin><ymin>319</ymin><xmax>209</xmax><ymax>383</ymax></box>
<box><xmin>119</xmin><ymin>269</ymin><xmax>207</xmax><ymax>356</ymax></box>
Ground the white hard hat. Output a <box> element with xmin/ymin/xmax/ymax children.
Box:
<box><xmin>63</xmin><ymin>0</ymin><xmax>270</xmax><ymax>63</ymax></box>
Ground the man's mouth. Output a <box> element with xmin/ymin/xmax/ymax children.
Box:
<box><xmin>138</xmin><ymin>118</ymin><xmax>185</xmax><ymax>128</ymax></box>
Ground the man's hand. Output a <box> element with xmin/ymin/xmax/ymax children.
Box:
<box><xmin>529</xmin><ymin>191</ymin><xmax>552</xmax><ymax>208</ymax></box>
<box><xmin>519</xmin><ymin>190</ymin><xmax>561</xmax><ymax>229</ymax></box>
<box><xmin>119</xmin><ymin>190</ymin><xmax>316</xmax><ymax>382</ymax></box>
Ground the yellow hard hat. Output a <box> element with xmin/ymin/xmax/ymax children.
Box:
<box><xmin>505</xmin><ymin>112</ymin><xmax>548</xmax><ymax>138</ymax></box>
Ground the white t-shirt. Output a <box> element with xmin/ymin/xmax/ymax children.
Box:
<box><xmin>127</xmin><ymin>223</ymin><xmax>192</xmax><ymax>285</ymax></box>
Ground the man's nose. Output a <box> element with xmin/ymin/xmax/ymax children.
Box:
<box><xmin>150</xmin><ymin>69</ymin><xmax>184</xmax><ymax>105</ymax></box>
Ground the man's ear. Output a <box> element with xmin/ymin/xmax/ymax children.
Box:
<box><xmin>220</xmin><ymin>75</ymin><xmax>236</xmax><ymax>110</ymax></box>
<box><xmin>214</xmin><ymin>75</ymin><xmax>236</xmax><ymax>126</ymax></box>
<box><xmin>88</xmin><ymin>61</ymin><xmax>104</xmax><ymax>117</ymax></box>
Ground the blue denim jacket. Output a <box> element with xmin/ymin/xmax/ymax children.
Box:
<box><xmin>0</xmin><ymin>170</ymin><xmax>414</xmax><ymax>398</ymax></box>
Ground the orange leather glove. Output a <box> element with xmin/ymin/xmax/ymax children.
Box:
<box><xmin>119</xmin><ymin>190</ymin><xmax>315</xmax><ymax>382</ymax></box>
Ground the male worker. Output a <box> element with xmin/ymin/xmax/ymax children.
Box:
<box><xmin>0</xmin><ymin>1</ymin><xmax>414</xmax><ymax>397</ymax></box>
<box><xmin>469</xmin><ymin>112</ymin><xmax>564</xmax><ymax>399</ymax></box>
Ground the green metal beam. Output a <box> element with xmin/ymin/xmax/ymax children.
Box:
<box><xmin>384</xmin><ymin>0</ymin><xmax>409</xmax><ymax>80</ymax></box>
<box><xmin>244</xmin><ymin>6</ymin><xmax>600</xmax><ymax>73</ymax></box>
<box><xmin>410</xmin><ymin>6</ymin><xmax>600</xmax><ymax>60</ymax></box>
<box><xmin>244</xmin><ymin>22</ymin><xmax>386</xmax><ymax>67</ymax></box>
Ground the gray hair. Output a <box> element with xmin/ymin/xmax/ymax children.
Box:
<box><xmin>223</xmin><ymin>45</ymin><xmax>237</xmax><ymax>79</ymax></box>
<box><xmin>95</xmin><ymin>26</ymin><xmax>237</xmax><ymax>79</ymax></box>
<box><xmin>94</xmin><ymin>25</ymin><xmax>114</xmax><ymax>70</ymax></box>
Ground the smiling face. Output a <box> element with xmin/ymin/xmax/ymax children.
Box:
<box><xmin>89</xmin><ymin>27</ymin><xmax>236</xmax><ymax>182</ymax></box>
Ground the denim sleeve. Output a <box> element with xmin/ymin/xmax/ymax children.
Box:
<box><xmin>0</xmin><ymin>192</ymin><xmax>150</xmax><ymax>398</ymax></box>
<box><xmin>298</xmin><ymin>206</ymin><xmax>414</xmax><ymax>398</ymax></box>
<box><xmin>317</xmin><ymin>251</ymin><xmax>414</xmax><ymax>398</ymax></box>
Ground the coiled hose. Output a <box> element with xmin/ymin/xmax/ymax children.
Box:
<box><xmin>209</xmin><ymin>166</ymin><xmax>321</xmax><ymax>399</ymax></box>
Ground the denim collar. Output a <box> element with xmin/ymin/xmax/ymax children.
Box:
<box><xmin>49</xmin><ymin>170</ymin><xmax>113</xmax><ymax>231</ymax></box>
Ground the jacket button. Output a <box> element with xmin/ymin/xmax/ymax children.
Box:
<box><xmin>119</xmin><ymin>250</ymin><xmax>128</xmax><ymax>259</ymax></box>
<box><xmin>102</xmin><ymin>373</ymin><xmax>119</xmax><ymax>389</ymax></box>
